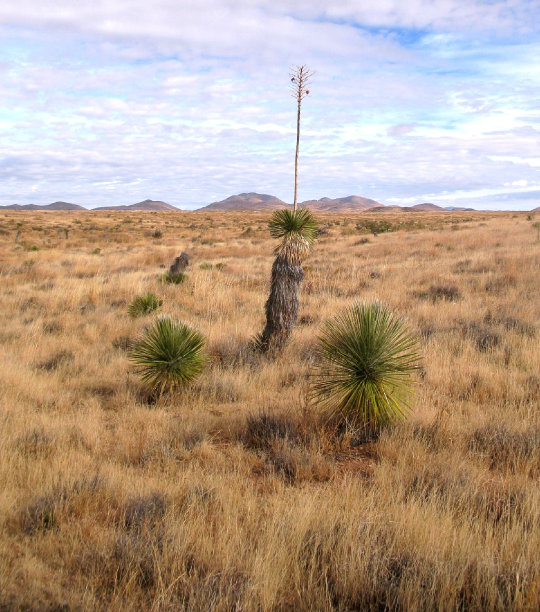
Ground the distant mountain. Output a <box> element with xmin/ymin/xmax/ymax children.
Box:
<box><xmin>367</xmin><ymin>205</ymin><xmax>403</xmax><ymax>212</ymax></box>
<box><xmin>0</xmin><ymin>195</ymin><xmax>479</xmax><ymax>213</ymax></box>
<box><xmin>199</xmin><ymin>193</ymin><xmax>288</xmax><ymax>211</ymax></box>
<box><xmin>1</xmin><ymin>201</ymin><xmax>85</xmax><ymax>211</ymax></box>
<box><xmin>408</xmin><ymin>203</ymin><xmax>444</xmax><ymax>212</ymax></box>
<box><xmin>93</xmin><ymin>199</ymin><xmax>178</xmax><ymax>211</ymax></box>
<box><xmin>199</xmin><ymin>193</ymin><xmax>386</xmax><ymax>211</ymax></box>
<box><xmin>368</xmin><ymin>203</ymin><xmax>446</xmax><ymax>212</ymax></box>
<box><xmin>368</xmin><ymin>202</ymin><xmax>476</xmax><ymax>212</ymax></box>
<box><xmin>299</xmin><ymin>195</ymin><xmax>383</xmax><ymax>211</ymax></box>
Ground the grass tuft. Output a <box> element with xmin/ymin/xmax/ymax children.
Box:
<box><xmin>128</xmin><ymin>292</ymin><xmax>163</xmax><ymax>318</ymax></box>
<box><xmin>161</xmin><ymin>271</ymin><xmax>187</xmax><ymax>284</ymax></box>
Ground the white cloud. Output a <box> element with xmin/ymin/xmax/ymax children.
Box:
<box><xmin>0</xmin><ymin>1</ymin><xmax>539</xmax><ymax>209</ymax></box>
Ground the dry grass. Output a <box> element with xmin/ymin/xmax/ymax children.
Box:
<box><xmin>0</xmin><ymin>209</ymin><xmax>539</xmax><ymax>611</ymax></box>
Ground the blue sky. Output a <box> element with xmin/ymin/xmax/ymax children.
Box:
<box><xmin>0</xmin><ymin>0</ymin><xmax>539</xmax><ymax>210</ymax></box>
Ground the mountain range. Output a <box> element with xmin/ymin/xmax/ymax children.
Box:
<box><xmin>2</xmin><ymin>201</ymin><xmax>85</xmax><ymax>211</ymax></box>
<box><xmin>1</xmin><ymin>199</ymin><xmax>177</xmax><ymax>212</ymax></box>
<box><xmin>197</xmin><ymin>193</ymin><xmax>474</xmax><ymax>212</ymax></box>
<box><xmin>93</xmin><ymin>199</ymin><xmax>177</xmax><ymax>211</ymax></box>
<box><xmin>0</xmin><ymin>194</ymin><xmax>477</xmax><ymax>212</ymax></box>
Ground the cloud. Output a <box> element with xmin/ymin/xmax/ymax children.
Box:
<box><xmin>0</xmin><ymin>1</ymin><xmax>539</xmax><ymax>209</ymax></box>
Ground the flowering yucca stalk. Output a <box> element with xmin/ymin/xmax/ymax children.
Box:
<box><xmin>311</xmin><ymin>302</ymin><xmax>421</xmax><ymax>431</ymax></box>
<box><xmin>129</xmin><ymin>316</ymin><xmax>205</xmax><ymax>395</ymax></box>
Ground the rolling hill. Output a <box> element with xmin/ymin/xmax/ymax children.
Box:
<box><xmin>1</xmin><ymin>201</ymin><xmax>85</xmax><ymax>211</ymax></box>
<box><xmin>299</xmin><ymin>195</ymin><xmax>383</xmax><ymax>211</ymax></box>
<box><xmin>92</xmin><ymin>199</ymin><xmax>178</xmax><ymax>211</ymax></box>
<box><xmin>199</xmin><ymin>193</ymin><xmax>386</xmax><ymax>212</ymax></box>
<box><xmin>199</xmin><ymin>193</ymin><xmax>288</xmax><ymax>211</ymax></box>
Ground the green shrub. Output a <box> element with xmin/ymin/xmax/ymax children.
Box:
<box><xmin>128</xmin><ymin>292</ymin><xmax>163</xmax><ymax>318</ymax></box>
<box><xmin>129</xmin><ymin>316</ymin><xmax>205</xmax><ymax>395</ymax></box>
<box><xmin>199</xmin><ymin>262</ymin><xmax>225</xmax><ymax>271</ymax></box>
<box><xmin>356</xmin><ymin>220</ymin><xmax>393</xmax><ymax>235</ymax></box>
<box><xmin>161</xmin><ymin>271</ymin><xmax>187</xmax><ymax>285</ymax></box>
<box><xmin>310</xmin><ymin>301</ymin><xmax>420</xmax><ymax>433</ymax></box>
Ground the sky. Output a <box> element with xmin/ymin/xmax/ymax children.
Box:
<box><xmin>0</xmin><ymin>1</ymin><xmax>539</xmax><ymax>210</ymax></box>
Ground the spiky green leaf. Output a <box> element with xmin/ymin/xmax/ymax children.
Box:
<box><xmin>310</xmin><ymin>301</ymin><xmax>421</xmax><ymax>431</ymax></box>
<box><xmin>268</xmin><ymin>208</ymin><xmax>317</xmax><ymax>262</ymax></box>
<box><xmin>269</xmin><ymin>208</ymin><xmax>317</xmax><ymax>242</ymax></box>
<box><xmin>129</xmin><ymin>316</ymin><xmax>205</xmax><ymax>395</ymax></box>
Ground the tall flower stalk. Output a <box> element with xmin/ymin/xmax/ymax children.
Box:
<box><xmin>290</xmin><ymin>65</ymin><xmax>314</xmax><ymax>214</ymax></box>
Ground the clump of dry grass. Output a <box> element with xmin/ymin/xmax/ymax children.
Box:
<box><xmin>0</xmin><ymin>209</ymin><xmax>539</xmax><ymax>610</ymax></box>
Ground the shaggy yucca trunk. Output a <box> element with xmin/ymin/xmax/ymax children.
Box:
<box><xmin>258</xmin><ymin>209</ymin><xmax>317</xmax><ymax>355</ymax></box>
<box><xmin>258</xmin><ymin>254</ymin><xmax>304</xmax><ymax>354</ymax></box>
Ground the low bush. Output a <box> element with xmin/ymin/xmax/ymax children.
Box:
<box><xmin>161</xmin><ymin>271</ymin><xmax>187</xmax><ymax>285</ymax></box>
<box><xmin>128</xmin><ymin>292</ymin><xmax>162</xmax><ymax>318</ymax></box>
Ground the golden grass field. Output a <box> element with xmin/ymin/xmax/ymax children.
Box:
<box><xmin>0</xmin><ymin>209</ymin><xmax>539</xmax><ymax>611</ymax></box>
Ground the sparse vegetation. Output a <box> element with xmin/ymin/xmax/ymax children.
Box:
<box><xmin>533</xmin><ymin>220</ymin><xmax>540</xmax><ymax>241</ymax></box>
<box><xmin>414</xmin><ymin>284</ymin><xmax>462</xmax><ymax>302</ymax></box>
<box><xmin>0</xmin><ymin>209</ymin><xmax>538</xmax><ymax>610</ymax></box>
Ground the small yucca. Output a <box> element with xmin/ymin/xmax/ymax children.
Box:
<box><xmin>311</xmin><ymin>302</ymin><xmax>421</xmax><ymax>432</ymax></box>
<box><xmin>268</xmin><ymin>208</ymin><xmax>317</xmax><ymax>263</ymax></box>
<box><xmin>129</xmin><ymin>316</ymin><xmax>205</xmax><ymax>395</ymax></box>
<box><xmin>128</xmin><ymin>292</ymin><xmax>163</xmax><ymax>318</ymax></box>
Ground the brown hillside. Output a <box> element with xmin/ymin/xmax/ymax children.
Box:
<box><xmin>408</xmin><ymin>203</ymin><xmax>445</xmax><ymax>212</ymax></box>
<box><xmin>1</xmin><ymin>201</ymin><xmax>85</xmax><ymax>211</ymax></box>
<box><xmin>300</xmin><ymin>195</ymin><xmax>383</xmax><ymax>211</ymax></box>
<box><xmin>94</xmin><ymin>199</ymin><xmax>177</xmax><ymax>211</ymax></box>
<box><xmin>200</xmin><ymin>193</ymin><xmax>288</xmax><ymax>211</ymax></box>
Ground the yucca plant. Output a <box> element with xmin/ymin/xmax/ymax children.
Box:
<box><xmin>129</xmin><ymin>316</ymin><xmax>205</xmax><ymax>395</ymax></box>
<box><xmin>128</xmin><ymin>292</ymin><xmax>163</xmax><ymax>318</ymax></box>
<box><xmin>257</xmin><ymin>208</ymin><xmax>317</xmax><ymax>354</ymax></box>
<box><xmin>310</xmin><ymin>301</ymin><xmax>421</xmax><ymax>433</ymax></box>
<box><xmin>268</xmin><ymin>208</ymin><xmax>318</xmax><ymax>263</ymax></box>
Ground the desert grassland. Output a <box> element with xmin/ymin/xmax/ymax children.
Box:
<box><xmin>0</xmin><ymin>209</ymin><xmax>538</xmax><ymax>611</ymax></box>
